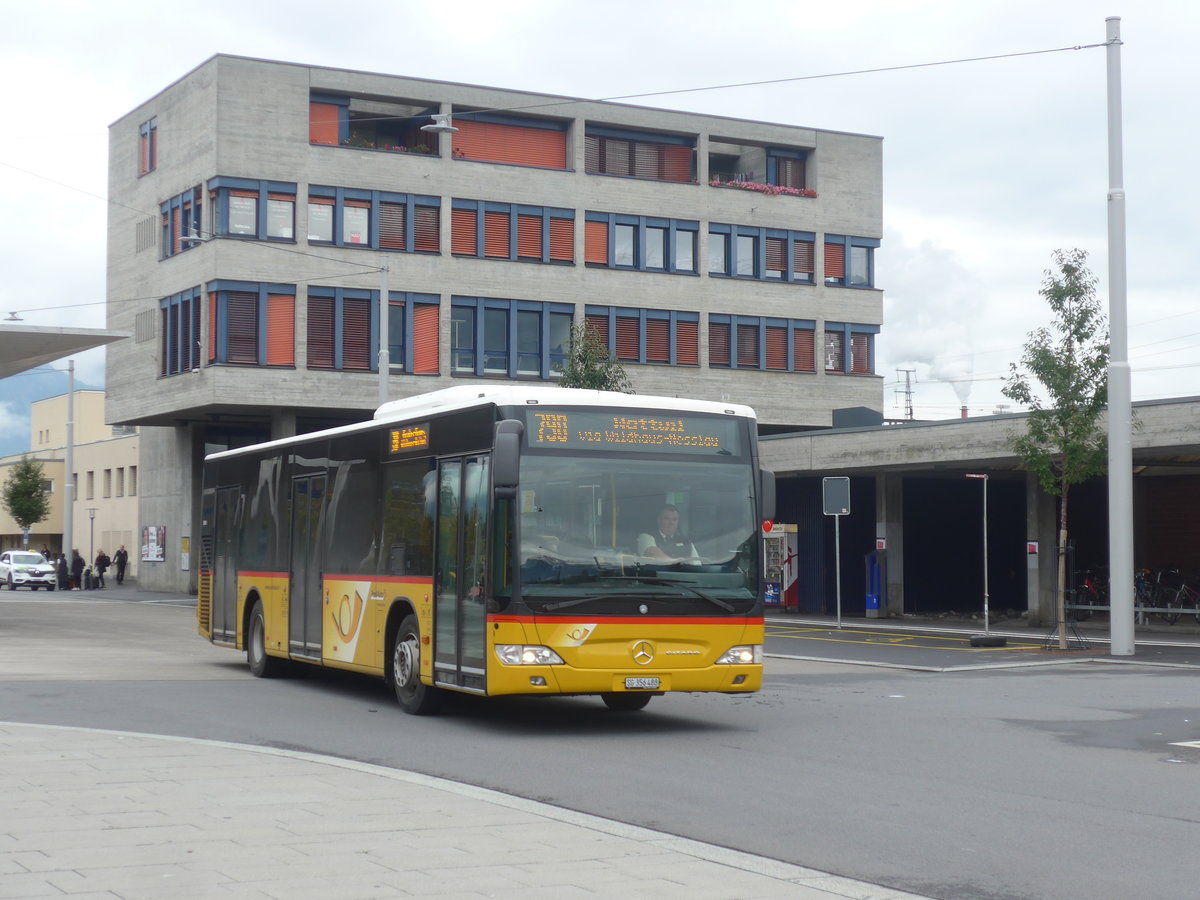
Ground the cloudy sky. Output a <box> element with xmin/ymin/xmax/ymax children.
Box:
<box><xmin>2</xmin><ymin>0</ymin><xmax>1195</xmax><ymax>426</ymax></box>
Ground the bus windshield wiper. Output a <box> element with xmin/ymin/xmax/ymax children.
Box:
<box><xmin>540</xmin><ymin>578</ymin><xmax>735</xmax><ymax>613</ymax></box>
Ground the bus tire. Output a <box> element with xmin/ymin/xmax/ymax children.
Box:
<box><xmin>392</xmin><ymin>614</ymin><xmax>440</xmax><ymax>715</ymax></box>
<box><xmin>601</xmin><ymin>692</ymin><xmax>652</xmax><ymax>712</ymax></box>
<box><xmin>247</xmin><ymin>600</ymin><xmax>284</xmax><ymax>678</ymax></box>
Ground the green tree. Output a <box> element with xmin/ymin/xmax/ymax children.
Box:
<box><xmin>1002</xmin><ymin>249</ymin><xmax>1109</xmax><ymax>647</ymax></box>
<box><xmin>2</xmin><ymin>457</ymin><xmax>52</xmax><ymax>546</ymax></box>
<box><xmin>557</xmin><ymin>322</ymin><xmax>633</xmax><ymax>393</ymax></box>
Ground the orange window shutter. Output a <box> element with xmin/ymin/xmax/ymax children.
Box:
<box><xmin>765</xmin><ymin>327</ymin><xmax>788</xmax><ymax>370</ymax></box>
<box><xmin>765</xmin><ymin>237</ymin><xmax>786</xmax><ymax>273</ymax></box>
<box><xmin>645</xmin><ymin>320</ymin><xmax>669</xmax><ymax>362</ymax></box>
<box><xmin>616</xmin><ymin>317</ymin><xmax>639</xmax><ymax>361</ymax></box>
<box><xmin>794</xmin><ymin>329</ymin><xmax>815</xmax><ymax>371</ymax></box>
<box><xmin>171</xmin><ymin>207</ymin><xmax>181</xmax><ymax>255</ymax></box>
<box><xmin>660</xmin><ymin>145</ymin><xmax>693</xmax><ymax>183</ymax></box>
<box><xmin>825</xmin><ymin>243</ymin><xmax>845</xmax><ymax>280</ymax></box>
<box><xmin>484</xmin><ymin>211</ymin><xmax>510</xmax><ymax>258</ymax></box>
<box><xmin>676</xmin><ymin>321</ymin><xmax>699</xmax><ymax>365</ymax></box>
<box><xmin>709</xmin><ymin>323</ymin><xmax>731</xmax><ymax>366</ymax></box>
<box><xmin>585</xmin><ymin>314</ymin><xmax>609</xmax><ymax>347</ymax></box>
<box><xmin>139</xmin><ymin>134</ymin><xmax>148</xmax><ymax>175</ymax></box>
<box><xmin>549</xmin><ymin>218</ymin><xmax>574</xmax><ymax>261</ymax></box>
<box><xmin>453</xmin><ymin>120</ymin><xmax>566</xmax><ymax>169</ymax></box>
<box><xmin>517</xmin><ymin>214</ymin><xmax>541</xmax><ymax>259</ymax></box>
<box><xmin>309</xmin><ymin>102</ymin><xmax>341</xmax><ymax>145</ymax></box>
<box><xmin>851</xmin><ymin>334</ymin><xmax>872</xmax><ymax>374</ymax></box>
<box><xmin>208</xmin><ymin>294</ymin><xmax>217</xmax><ymax>363</ymax></box>
<box><xmin>414</xmin><ymin>206</ymin><xmax>439</xmax><ymax>252</ymax></box>
<box><xmin>584</xmin><ymin>220</ymin><xmax>608</xmax><ymax>264</ymax></box>
<box><xmin>342</xmin><ymin>298</ymin><xmax>371</xmax><ymax>370</ymax></box>
<box><xmin>379</xmin><ymin>202</ymin><xmax>406</xmax><ymax>250</ymax></box>
<box><xmin>412</xmin><ymin>304</ymin><xmax>440</xmax><ymax>374</ymax></box>
<box><xmin>266</xmin><ymin>295</ymin><xmax>295</xmax><ymax>366</ymax></box>
<box><xmin>451</xmin><ymin>208</ymin><xmax>478</xmax><ymax>255</ymax></box>
<box><xmin>793</xmin><ymin>241</ymin><xmax>815</xmax><ymax>275</ymax></box>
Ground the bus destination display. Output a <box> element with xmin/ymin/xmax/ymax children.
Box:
<box><xmin>527</xmin><ymin>411</ymin><xmax>741</xmax><ymax>454</ymax></box>
<box><xmin>387</xmin><ymin>423</ymin><xmax>430</xmax><ymax>454</ymax></box>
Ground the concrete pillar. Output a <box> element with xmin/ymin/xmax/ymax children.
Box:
<box><xmin>876</xmin><ymin>472</ymin><xmax>904</xmax><ymax>615</ymax></box>
<box><xmin>270</xmin><ymin>409</ymin><xmax>297</xmax><ymax>441</ymax></box>
<box><xmin>1025</xmin><ymin>472</ymin><xmax>1057</xmax><ymax>624</ymax></box>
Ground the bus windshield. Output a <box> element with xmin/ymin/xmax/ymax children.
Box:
<box><xmin>513</xmin><ymin>453</ymin><xmax>759</xmax><ymax>614</ymax></box>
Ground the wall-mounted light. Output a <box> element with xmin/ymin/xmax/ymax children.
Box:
<box><xmin>420</xmin><ymin>114</ymin><xmax>459</xmax><ymax>134</ymax></box>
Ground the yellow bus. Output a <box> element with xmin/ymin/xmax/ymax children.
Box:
<box><xmin>198</xmin><ymin>385</ymin><xmax>773</xmax><ymax>713</ymax></box>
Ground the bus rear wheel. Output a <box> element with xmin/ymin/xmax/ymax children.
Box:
<box><xmin>601</xmin><ymin>692</ymin><xmax>652</xmax><ymax>712</ymax></box>
<box><xmin>392</xmin><ymin>614</ymin><xmax>440</xmax><ymax>715</ymax></box>
<box><xmin>247</xmin><ymin>600</ymin><xmax>284</xmax><ymax>678</ymax></box>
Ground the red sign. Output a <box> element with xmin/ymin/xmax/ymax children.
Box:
<box><xmin>762</xmin><ymin>519</ymin><xmax>775</xmax><ymax>533</ymax></box>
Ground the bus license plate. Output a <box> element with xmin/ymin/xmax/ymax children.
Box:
<box><xmin>624</xmin><ymin>677</ymin><xmax>660</xmax><ymax>690</ymax></box>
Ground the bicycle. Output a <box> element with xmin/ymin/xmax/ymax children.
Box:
<box><xmin>1070</xmin><ymin>569</ymin><xmax>1107</xmax><ymax>621</ymax></box>
<box><xmin>1152</xmin><ymin>566</ymin><xmax>1186</xmax><ymax>625</ymax></box>
<box><xmin>1168</xmin><ymin>579</ymin><xmax>1200</xmax><ymax>626</ymax></box>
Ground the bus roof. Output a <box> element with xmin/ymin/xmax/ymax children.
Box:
<box><xmin>205</xmin><ymin>385</ymin><xmax>756</xmax><ymax>462</ymax></box>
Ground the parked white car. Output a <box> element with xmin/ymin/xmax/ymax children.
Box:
<box><xmin>0</xmin><ymin>551</ymin><xmax>57</xmax><ymax>590</ymax></box>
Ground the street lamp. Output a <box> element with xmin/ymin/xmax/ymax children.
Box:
<box><xmin>965</xmin><ymin>474</ymin><xmax>1005</xmax><ymax>648</ymax></box>
<box><xmin>87</xmin><ymin>508</ymin><xmax>97</xmax><ymax>562</ymax></box>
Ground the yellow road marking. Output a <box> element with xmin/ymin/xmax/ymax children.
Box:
<box><xmin>766</xmin><ymin>624</ymin><xmax>1042</xmax><ymax>653</ymax></box>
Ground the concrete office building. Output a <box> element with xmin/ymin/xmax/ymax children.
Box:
<box><xmin>106</xmin><ymin>54</ymin><xmax>883</xmax><ymax>592</ymax></box>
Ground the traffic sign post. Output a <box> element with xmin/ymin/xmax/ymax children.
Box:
<box><xmin>823</xmin><ymin>478</ymin><xmax>850</xmax><ymax>627</ymax></box>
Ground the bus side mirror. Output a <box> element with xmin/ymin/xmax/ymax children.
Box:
<box><xmin>494</xmin><ymin>419</ymin><xmax>524</xmax><ymax>499</ymax></box>
<box><xmin>760</xmin><ymin>468</ymin><xmax>776</xmax><ymax>522</ymax></box>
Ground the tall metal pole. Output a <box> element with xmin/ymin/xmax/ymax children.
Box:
<box><xmin>1105</xmin><ymin>17</ymin><xmax>1134</xmax><ymax>657</ymax></box>
<box><xmin>966</xmin><ymin>473</ymin><xmax>990</xmax><ymax>633</ymax></box>
<box><xmin>377</xmin><ymin>263</ymin><xmax>390</xmax><ymax>408</ymax></box>
<box><xmin>64</xmin><ymin>360</ymin><xmax>74</xmax><ymax>560</ymax></box>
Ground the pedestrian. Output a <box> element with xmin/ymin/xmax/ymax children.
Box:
<box><xmin>71</xmin><ymin>550</ymin><xmax>84</xmax><ymax>590</ymax></box>
<box><xmin>56</xmin><ymin>553</ymin><xmax>69</xmax><ymax>591</ymax></box>
<box><xmin>114</xmin><ymin>545</ymin><xmax>129</xmax><ymax>585</ymax></box>
<box><xmin>94</xmin><ymin>550</ymin><xmax>111</xmax><ymax>589</ymax></box>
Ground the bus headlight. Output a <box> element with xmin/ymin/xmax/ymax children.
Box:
<box><xmin>495</xmin><ymin>645</ymin><xmax>565</xmax><ymax>666</ymax></box>
<box><xmin>715</xmin><ymin>645</ymin><xmax>762</xmax><ymax>665</ymax></box>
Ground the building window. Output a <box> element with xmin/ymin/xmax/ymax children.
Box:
<box><xmin>206</xmin><ymin>281</ymin><xmax>296</xmax><ymax>368</ymax></box>
<box><xmin>116</xmin><ymin>468</ymin><xmax>125</xmax><ymax>498</ymax></box>
<box><xmin>451</xmin><ymin>298</ymin><xmax>572</xmax><ymax>378</ymax></box>
<box><xmin>160</xmin><ymin>187</ymin><xmax>202</xmax><ymax>258</ymax></box>
<box><xmin>86</xmin><ymin>471</ymin><xmax>94</xmax><ymax>500</ymax></box>
<box><xmin>160</xmin><ymin>288</ymin><xmax>203</xmax><ymax>376</ymax></box>
<box><xmin>766</xmin><ymin>148</ymin><xmax>808</xmax><ymax>191</ymax></box>
<box><xmin>129</xmin><ymin>466</ymin><xmax>138</xmax><ymax>497</ymax></box>
<box><xmin>207</xmin><ymin>178</ymin><xmax>296</xmax><ymax>241</ymax></box>
<box><xmin>823</xmin><ymin>322</ymin><xmax>879</xmax><ymax>374</ymax></box>
<box><xmin>709</xmin><ymin>224</ymin><xmax>816</xmax><ymax>283</ymax></box>
<box><xmin>103</xmin><ymin>469</ymin><xmax>112</xmax><ymax>499</ymax></box>
<box><xmin>824</xmin><ymin>235</ymin><xmax>880</xmax><ymax>288</ymax></box>
<box><xmin>451</xmin><ymin>113</ymin><xmax>568</xmax><ymax>169</ymax></box>
<box><xmin>309</xmin><ymin>92</ymin><xmax>438</xmax><ymax>154</ymax></box>
<box><xmin>584</xmin><ymin>213</ymin><xmax>699</xmax><ymax>274</ymax></box>
<box><xmin>307</xmin><ymin>187</ymin><xmax>440</xmax><ymax>252</ymax></box>
<box><xmin>585</xmin><ymin>126</ymin><xmax>695</xmax><ymax>183</ymax></box>
<box><xmin>306</xmin><ymin>289</ymin><xmax>440</xmax><ymax>374</ymax></box>
<box><xmin>139</xmin><ymin>118</ymin><xmax>157</xmax><ymax>175</ymax></box>
<box><xmin>708</xmin><ymin>316</ymin><xmax>818</xmax><ymax>372</ymax></box>
<box><xmin>585</xmin><ymin>307</ymin><xmax>699</xmax><ymax>366</ymax></box>
<box><xmin>451</xmin><ymin>201</ymin><xmax>574</xmax><ymax>263</ymax></box>
<box><xmin>40</xmin><ymin>479</ymin><xmax>53</xmax><ymax>494</ymax></box>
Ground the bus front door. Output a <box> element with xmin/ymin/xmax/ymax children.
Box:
<box><xmin>434</xmin><ymin>456</ymin><xmax>490</xmax><ymax>693</ymax></box>
<box><xmin>289</xmin><ymin>473</ymin><xmax>326</xmax><ymax>659</ymax></box>
<box><xmin>212</xmin><ymin>486</ymin><xmax>240</xmax><ymax>644</ymax></box>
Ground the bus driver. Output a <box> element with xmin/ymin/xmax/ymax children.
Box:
<box><xmin>637</xmin><ymin>504</ymin><xmax>700</xmax><ymax>563</ymax></box>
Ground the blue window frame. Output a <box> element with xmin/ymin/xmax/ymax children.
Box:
<box><xmin>306</xmin><ymin>286</ymin><xmax>378</xmax><ymax>372</ymax></box>
<box><xmin>207</xmin><ymin>280</ymin><xmax>297</xmax><ymax>367</ymax></box>
<box><xmin>823</xmin><ymin>235</ymin><xmax>880</xmax><ymax>288</ymax></box>
<box><xmin>584</xmin><ymin>125</ymin><xmax>696</xmax><ymax>183</ymax></box>
<box><xmin>709</xmin><ymin>224</ymin><xmax>816</xmax><ymax>283</ymax></box>
<box><xmin>584</xmin><ymin>212</ymin><xmax>699</xmax><ymax>274</ymax></box>
<box><xmin>584</xmin><ymin>306</ymin><xmax>700</xmax><ymax>366</ymax></box>
<box><xmin>159</xmin><ymin>288</ymin><xmax>202</xmax><ymax>376</ymax></box>
<box><xmin>766</xmin><ymin>148</ymin><xmax>808</xmax><ymax>190</ymax></box>
<box><xmin>708</xmin><ymin>315</ymin><xmax>818</xmax><ymax>371</ymax></box>
<box><xmin>160</xmin><ymin>187</ymin><xmax>202</xmax><ymax>258</ymax></box>
<box><xmin>209</xmin><ymin>178</ymin><xmax>297</xmax><ymax>242</ymax></box>
<box><xmin>451</xmin><ymin>200</ymin><xmax>574</xmax><ymax>263</ymax></box>
<box><xmin>307</xmin><ymin>186</ymin><xmax>440</xmax><ymax>252</ymax></box>
<box><xmin>823</xmin><ymin>322</ymin><xmax>880</xmax><ymax>374</ymax></box>
<box><xmin>451</xmin><ymin>297</ymin><xmax>572</xmax><ymax>378</ymax></box>
<box><xmin>139</xmin><ymin>118</ymin><xmax>157</xmax><ymax>176</ymax></box>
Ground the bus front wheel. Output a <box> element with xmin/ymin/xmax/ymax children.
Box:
<box><xmin>601</xmin><ymin>692</ymin><xmax>652</xmax><ymax>712</ymax></box>
<box><xmin>247</xmin><ymin>600</ymin><xmax>284</xmax><ymax>678</ymax></box>
<box><xmin>392</xmin><ymin>614</ymin><xmax>440</xmax><ymax>715</ymax></box>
